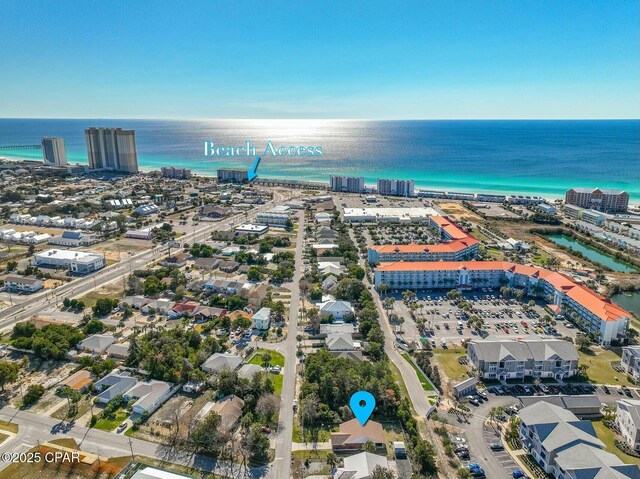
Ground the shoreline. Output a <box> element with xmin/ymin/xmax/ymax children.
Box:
<box><xmin>1</xmin><ymin>153</ymin><xmax>638</xmax><ymax>206</ymax></box>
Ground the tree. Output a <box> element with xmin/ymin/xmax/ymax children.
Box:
<box><xmin>247</xmin><ymin>267</ymin><xmax>262</xmax><ymax>281</ymax></box>
<box><xmin>575</xmin><ymin>333</ymin><xmax>592</xmax><ymax>352</ymax></box>
<box><xmin>92</xmin><ymin>298</ymin><xmax>117</xmax><ymax>316</ymax></box>
<box><xmin>362</xmin><ymin>440</ymin><xmax>376</xmax><ymax>453</ymax></box>
<box><xmin>412</xmin><ymin>439</ymin><xmax>437</xmax><ymax>475</ymax></box>
<box><xmin>261</xmin><ymin>351</ymin><xmax>273</xmax><ymax>368</ymax></box>
<box><xmin>0</xmin><ymin>360</ymin><xmax>19</xmax><ymax>391</ymax></box>
<box><xmin>256</xmin><ymin>394</ymin><xmax>280</xmax><ymax>423</ymax></box>
<box><xmin>371</xmin><ymin>465</ymin><xmax>395</xmax><ymax>479</ymax></box>
<box><xmin>23</xmin><ymin>384</ymin><xmax>45</xmax><ymax>406</ymax></box>
<box><xmin>271</xmin><ymin>301</ymin><xmax>286</xmax><ymax>323</ymax></box>
<box><xmin>326</xmin><ymin>452</ymin><xmax>339</xmax><ymax>470</ymax></box>
<box><xmin>84</xmin><ymin>319</ymin><xmax>105</xmax><ymax>335</ymax></box>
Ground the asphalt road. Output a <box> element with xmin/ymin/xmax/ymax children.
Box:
<box><xmin>268</xmin><ymin>210</ymin><xmax>304</xmax><ymax>479</ymax></box>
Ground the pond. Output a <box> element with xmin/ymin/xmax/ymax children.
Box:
<box><xmin>545</xmin><ymin>234</ymin><xmax>637</xmax><ymax>273</ymax></box>
<box><xmin>611</xmin><ymin>291</ymin><xmax>640</xmax><ymax>317</ymax></box>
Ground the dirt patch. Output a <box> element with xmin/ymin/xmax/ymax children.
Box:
<box><xmin>435</xmin><ymin>201</ymin><xmax>483</xmax><ymax>223</ymax></box>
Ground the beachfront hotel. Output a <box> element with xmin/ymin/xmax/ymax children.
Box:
<box><xmin>368</xmin><ymin>215</ymin><xmax>479</xmax><ymax>263</ymax></box>
<box><xmin>376</xmin><ymin>178</ymin><xmax>415</xmax><ymax>197</ymax></box>
<box><xmin>565</xmin><ymin>187</ymin><xmax>629</xmax><ymax>213</ymax></box>
<box><xmin>329</xmin><ymin>175</ymin><xmax>365</xmax><ymax>193</ymax></box>
<box><xmin>85</xmin><ymin>127</ymin><xmax>139</xmax><ymax>174</ymax></box>
<box><xmin>374</xmin><ymin>260</ymin><xmax>631</xmax><ymax>345</ymax></box>
<box><xmin>41</xmin><ymin>137</ymin><xmax>67</xmax><ymax>166</ymax></box>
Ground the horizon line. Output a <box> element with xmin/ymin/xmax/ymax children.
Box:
<box><xmin>1</xmin><ymin>117</ymin><xmax>639</xmax><ymax>122</ymax></box>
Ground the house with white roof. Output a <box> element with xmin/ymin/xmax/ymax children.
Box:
<box><xmin>319</xmin><ymin>300</ymin><xmax>354</xmax><ymax>321</ymax></box>
<box><xmin>325</xmin><ymin>333</ymin><xmax>355</xmax><ymax>351</ymax></box>
<box><xmin>201</xmin><ymin>353</ymin><xmax>242</xmax><ymax>374</ymax></box>
<box><xmin>77</xmin><ymin>334</ymin><xmax>116</xmax><ymax>354</ymax></box>
<box><xmin>252</xmin><ymin>307</ymin><xmax>271</xmax><ymax>330</ymax></box>
<box><xmin>124</xmin><ymin>380</ymin><xmax>173</xmax><ymax>415</ymax></box>
<box><xmin>334</xmin><ymin>452</ymin><xmax>389</xmax><ymax>479</ymax></box>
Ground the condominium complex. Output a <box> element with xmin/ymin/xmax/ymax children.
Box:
<box><xmin>376</xmin><ymin>178</ymin><xmax>414</xmax><ymax>197</ymax></box>
<box><xmin>161</xmin><ymin>166</ymin><xmax>192</xmax><ymax>179</ymax></box>
<box><xmin>616</xmin><ymin>399</ymin><xmax>640</xmax><ymax>452</ymax></box>
<box><xmin>85</xmin><ymin>127</ymin><xmax>138</xmax><ymax>173</ymax></box>
<box><xmin>217</xmin><ymin>168</ymin><xmax>248</xmax><ymax>183</ymax></box>
<box><xmin>565</xmin><ymin>187</ymin><xmax>629</xmax><ymax>213</ymax></box>
<box><xmin>374</xmin><ymin>260</ymin><xmax>631</xmax><ymax>345</ymax></box>
<box><xmin>41</xmin><ymin>137</ymin><xmax>67</xmax><ymax>166</ymax></box>
<box><xmin>329</xmin><ymin>175</ymin><xmax>365</xmax><ymax>193</ymax></box>
<box><xmin>368</xmin><ymin>216</ymin><xmax>479</xmax><ymax>263</ymax></box>
<box><xmin>520</xmin><ymin>401</ymin><xmax>639</xmax><ymax>478</ymax></box>
<box><xmin>621</xmin><ymin>346</ymin><xmax>640</xmax><ymax>381</ymax></box>
<box><xmin>467</xmin><ymin>339</ymin><xmax>578</xmax><ymax>381</ymax></box>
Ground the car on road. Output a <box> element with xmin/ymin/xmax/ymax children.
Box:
<box><xmin>117</xmin><ymin>422</ymin><xmax>127</xmax><ymax>433</ymax></box>
<box><xmin>489</xmin><ymin>443</ymin><xmax>504</xmax><ymax>451</ymax></box>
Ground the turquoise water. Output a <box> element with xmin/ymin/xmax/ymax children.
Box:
<box><xmin>1</xmin><ymin>119</ymin><xmax>638</xmax><ymax>200</ymax></box>
<box><xmin>545</xmin><ymin>234</ymin><xmax>637</xmax><ymax>272</ymax></box>
<box><xmin>611</xmin><ymin>292</ymin><xmax>640</xmax><ymax>317</ymax></box>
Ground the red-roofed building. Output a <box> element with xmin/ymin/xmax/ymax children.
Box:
<box><xmin>374</xmin><ymin>260</ymin><xmax>630</xmax><ymax>346</ymax></box>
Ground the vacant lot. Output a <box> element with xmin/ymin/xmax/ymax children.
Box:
<box><xmin>78</xmin><ymin>282</ymin><xmax>124</xmax><ymax>308</ymax></box>
<box><xmin>579</xmin><ymin>347</ymin><xmax>633</xmax><ymax>387</ymax></box>
<box><xmin>432</xmin><ymin>347</ymin><xmax>468</xmax><ymax>382</ymax></box>
<box><xmin>435</xmin><ymin>201</ymin><xmax>483</xmax><ymax>223</ymax></box>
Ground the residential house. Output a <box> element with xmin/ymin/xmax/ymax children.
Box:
<box><xmin>106</xmin><ymin>342</ymin><xmax>130</xmax><ymax>360</ymax></box>
<box><xmin>252</xmin><ymin>307</ymin><xmax>271</xmax><ymax>330</ymax></box>
<box><xmin>326</xmin><ymin>333</ymin><xmax>355</xmax><ymax>351</ymax></box>
<box><xmin>467</xmin><ymin>339</ymin><xmax>578</xmax><ymax>381</ymax></box>
<box><xmin>219</xmin><ymin>260</ymin><xmax>240</xmax><ymax>273</ymax></box>
<box><xmin>194</xmin><ymin>257</ymin><xmax>221</xmax><ymax>271</ymax></box>
<box><xmin>211</xmin><ymin>395</ymin><xmax>245</xmax><ymax>430</ymax></box>
<box><xmin>77</xmin><ymin>334</ymin><xmax>116</xmax><ymax>355</ymax></box>
<box><xmin>334</xmin><ymin>452</ymin><xmax>389</xmax><ymax>479</ymax></box>
<box><xmin>130</xmin><ymin>466</ymin><xmax>195</xmax><ymax>479</ymax></box>
<box><xmin>201</xmin><ymin>205</ymin><xmax>226</xmax><ymax>218</ymax></box>
<box><xmin>169</xmin><ymin>301</ymin><xmax>199</xmax><ymax>319</ymax></box>
<box><xmin>142</xmin><ymin>299</ymin><xmax>175</xmax><ymax>315</ymax></box>
<box><xmin>321</xmin><ymin>274</ymin><xmax>338</xmax><ymax>292</ymax></box>
<box><xmin>193</xmin><ymin>306</ymin><xmax>226</xmax><ymax>322</ymax></box>
<box><xmin>331</xmin><ymin>418</ymin><xmax>386</xmax><ymax>450</ymax></box>
<box><xmin>237</xmin><ymin>363</ymin><xmax>263</xmax><ymax>380</ymax></box>
<box><xmin>124</xmin><ymin>380</ymin><xmax>173</xmax><ymax>415</ymax></box>
<box><xmin>319</xmin><ymin>323</ymin><xmax>355</xmax><ymax>338</ymax></box>
<box><xmin>58</xmin><ymin>370</ymin><xmax>93</xmax><ymax>393</ymax></box>
<box><xmin>319</xmin><ymin>300</ymin><xmax>355</xmax><ymax>321</ymax></box>
<box><xmin>201</xmin><ymin>353</ymin><xmax>242</xmax><ymax>374</ymax></box>
<box><xmin>161</xmin><ymin>253</ymin><xmax>191</xmax><ymax>268</ymax></box>
<box><xmin>120</xmin><ymin>295</ymin><xmax>150</xmax><ymax>310</ymax></box>
<box><xmin>94</xmin><ymin>373</ymin><xmax>139</xmax><ymax>404</ymax></box>
<box><xmin>330</xmin><ymin>351</ymin><xmax>364</xmax><ymax>361</ymax></box>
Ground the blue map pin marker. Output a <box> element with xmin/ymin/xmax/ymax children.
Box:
<box><xmin>350</xmin><ymin>391</ymin><xmax>375</xmax><ymax>426</ymax></box>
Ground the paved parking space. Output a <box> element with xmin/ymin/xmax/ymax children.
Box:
<box><xmin>483</xmin><ymin>424</ymin><xmax>519</xmax><ymax>477</ymax></box>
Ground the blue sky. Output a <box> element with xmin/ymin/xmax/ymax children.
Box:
<box><xmin>1</xmin><ymin>0</ymin><xmax>638</xmax><ymax>119</ymax></box>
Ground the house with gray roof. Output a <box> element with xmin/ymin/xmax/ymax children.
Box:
<box><xmin>237</xmin><ymin>363</ymin><xmax>263</xmax><ymax>380</ymax></box>
<box><xmin>319</xmin><ymin>300</ymin><xmax>354</xmax><ymax>321</ymax></box>
<box><xmin>120</xmin><ymin>295</ymin><xmax>150</xmax><ymax>309</ymax></box>
<box><xmin>617</xmin><ymin>399</ymin><xmax>640</xmax><ymax>452</ymax></box>
<box><xmin>554</xmin><ymin>443</ymin><xmax>640</xmax><ymax>479</ymax></box>
<box><xmin>519</xmin><ymin>401</ymin><xmax>605</xmax><ymax>474</ymax></box>
<box><xmin>201</xmin><ymin>353</ymin><xmax>242</xmax><ymax>374</ymax></box>
<box><xmin>106</xmin><ymin>342</ymin><xmax>130</xmax><ymax>359</ymax></box>
<box><xmin>518</xmin><ymin>395</ymin><xmax>602</xmax><ymax>419</ymax></box>
<box><xmin>621</xmin><ymin>346</ymin><xmax>640</xmax><ymax>382</ymax></box>
<box><xmin>94</xmin><ymin>372</ymin><xmax>138</xmax><ymax>404</ymax></box>
<box><xmin>319</xmin><ymin>323</ymin><xmax>355</xmax><ymax>337</ymax></box>
<box><xmin>467</xmin><ymin>339</ymin><xmax>578</xmax><ymax>381</ymax></box>
<box><xmin>326</xmin><ymin>333</ymin><xmax>355</xmax><ymax>352</ymax></box>
<box><xmin>78</xmin><ymin>334</ymin><xmax>116</xmax><ymax>354</ymax></box>
<box><xmin>124</xmin><ymin>380</ymin><xmax>173</xmax><ymax>415</ymax></box>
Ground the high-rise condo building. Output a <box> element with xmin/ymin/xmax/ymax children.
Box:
<box><xmin>41</xmin><ymin>137</ymin><xmax>68</xmax><ymax>166</ymax></box>
<box><xmin>565</xmin><ymin>188</ymin><xmax>629</xmax><ymax>213</ymax></box>
<box><xmin>85</xmin><ymin>127</ymin><xmax>139</xmax><ymax>174</ymax></box>
<box><xmin>329</xmin><ymin>175</ymin><xmax>365</xmax><ymax>193</ymax></box>
<box><xmin>161</xmin><ymin>166</ymin><xmax>192</xmax><ymax>179</ymax></box>
<box><xmin>376</xmin><ymin>178</ymin><xmax>414</xmax><ymax>197</ymax></box>
<box><xmin>217</xmin><ymin>168</ymin><xmax>248</xmax><ymax>183</ymax></box>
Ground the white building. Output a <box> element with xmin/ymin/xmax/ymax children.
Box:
<box><xmin>376</xmin><ymin>178</ymin><xmax>414</xmax><ymax>197</ymax></box>
<box><xmin>1</xmin><ymin>275</ymin><xmax>43</xmax><ymax>293</ymax></box>
<box><xmin>621</xmin><ymin>346</ymin><xmax>640</xmax><ymax>381</ymax></box>
<box><xmin>256</xmin><ymin>212</ymin><xmax>291</xmax><ymax>226</ymax></box>
<box><xmin>319</xmin><ymin>300</ymin><xmax>354</xmax><ymax>321</ymax></box>
<box><xmin>49</xmin><ymin>230</ymin><xmax>97</xmax><ymax>247</ymax></box>
<box><xmin>329</xmin><ymin>175</ymin><xmax>365</xmax><ymax>193</ymax></box>
<box><xmin>344</xmin><ymin>207</ymin><xmax>438</xmax><ymax>223</ymax></box>
<box><xmin>161</xmin><ymin>166</ymin><xmax>192</xmax><ymax>179</ymax></box>
<box><xmin>235</xmin><ymin>223</ymin><xmax>269</xmax><ymax>236</ymax></box>
<box><xmin>616</xmin><ymin>399</ymin><xmax>640</xmax><ymax>452</ymax></box>
<box><xmin>252</xmin><ymin>307</ymin><xmax>271</xmax><ymax>330</ymax></box>
<box><xmin>42</xmin><ymin>137</ymin><xmax>67</xmax><ymax>166</ymax></box>
<box><xmin>34</xmin><ymin>249</ymin><xmax>105</xmax><ymax>274</ymax></box>
<box><xmin>334</xmin><ymin>452</ymin><xmax>389</xmax><ymax>479</ymax></box>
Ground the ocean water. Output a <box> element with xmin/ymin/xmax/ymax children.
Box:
<box><xmin>0</xmin><ymin>119</ymin><xmax>638</xmax><ymax>200</ymax></box>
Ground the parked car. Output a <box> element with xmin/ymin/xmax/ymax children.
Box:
<box><xmin>489</xmin><ymin>443</ymin><xmax>504</xmax><ymax>451</ymax></box>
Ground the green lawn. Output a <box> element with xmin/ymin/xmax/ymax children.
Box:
<box><xmin>401</xmin><ymin>353</ymin><xmax>435</xmax><ymax>391</ymax></box>
<box><xmin>93</xmin><ymin>411</ymin><xmax>128</xmax><ymax>431</ymax></box>
<box><xmin>433</xmin><ymin>347</ymin><xmax>469</xmax><ymax>382</ymax></box>
<box><xmin>250</xmin><ymin>349</ymin><xmax>285</xmax><ymax>367</ymax></box>
<box><xmin>0</xmin><ymin>420</ymin><xmax>18</xmax><ymax>434</ymax></box>
<box><xmin>579</xmin><ymin>348</ymin><xmax>633</xmax><ymax>387</ymax></box>
<box><xmin>593</xmin><ymin>420</ymin><xmax>640</xmax><ymax>466</ymax></box>
<box><xmin>272</xmin><ymin>374</ymin><xmax>283</xmax><ymax>395</ymax></box>
<box><xmin>292</xmin><ymin>420</ymin><xmax>337</xmax><ymax>443</ymax></box>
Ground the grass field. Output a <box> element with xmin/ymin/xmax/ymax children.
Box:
<box><xmin>401</xmin><ymin>353</ymin><xmax>435</xmax><ymax>391</ymax></box>
<box><xmin>272</xmin><ymin>374</ymin><xmax>283</xmax><ymax>395</ymax></box>
<box><xmin>432</xmin><ymin>347</ymin><xmax>469</xmax><ymax>381</ymax></box>
<box><xmin>93</xmin><ymin>411</ymin><xmax>128</xmax><ymax>431</ymax></box>
<box><xmin>250</xmin><ymin>349</ymin><xmax>285</xmax><ymax>367</ymax></box>
<box><xmin>0</xmin><ymin>432</ymin><xmax>9</xmax><ymax>445</ymax></box>
<box><xmin>78</xmin><ymin>283</ymin><xmax>123</xmax><ymax>309</ymax></box>
<box><xmin>593</xmin><ymin>420</ymin><xmax>640</xmax><ymax>466</ymax></box>
<box><xmin>291</xmin><ymin>419</ymin><xmax>336</xmax><ymax>443</ymax></box>
<box><xmin>579</xmin><ymin>347</ymin><xmax>633</xmax><ymax>387</ymax></box>
<box><xmin>0</xmin><ymin>420</ymin><xmax>18</xmax><ymax>433</ymax></box>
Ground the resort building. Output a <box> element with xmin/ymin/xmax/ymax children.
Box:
<box><xmin>467</xmin><ymin>339</ymin><xmax>578</xmax><ymax>381</ymax></box>
<box><xmin>368</xmin><ymin>216</ymin><xmax>479</xmax><ymax>263</ymax></box>
<box><xmin>519</xmin><ymin>401</ymin><xmax>639</xmax><ymax>478</ymax></box>
<box><xmin>217</xmin><ymin>168</ymin><xmax>248</xmax><ymax>183</ymax></box>
<box><xmin>85</xmin><ymin>127</ymin><xmax>138</xmax><ymax>173</ymax></box>
<box><xmin>565</xmin><ymin>187</ymin><xmax>629</xmax><ymax>213</ymax></box>
<box><xmin>41</xmin><ymin>137</ymin><xmax>67</xmax><ymax>166</ymax></box>
<box><xmin>160</xmin><ymin>166</ymin><xmax>192</xmax><ymax>179</ymax></box>
<box><xmin>621</xmin><ymin>346</ymin><xmax>640</xmax><ymax>382</ymax></box>
<box><xmin>374</xmin><ymin>261</ymin><xmax>631</xmax><ymax>345</ymax></box>
<box><xmin>34</xmin><ymin>248</ymin><xmax>105</xmax><ymax>274</ymax></box>
<box><xmin>376</xmin><ymin>178</ymin><xmax>414</xmax><ymax>197</ymax></box>
<box><xmin>344</xmin><ymin>206</ymin><xmax>438</xmax><ymax>223</ymax></box>
<box><xmin>616</xmin><ymin>399</ymin><xmax>640</xmax><ymax>452</ymax></box>
<box><xmin>329</xmin><ymin>175</ymin><xmax>365</xmax><ymax>193</ymax></box>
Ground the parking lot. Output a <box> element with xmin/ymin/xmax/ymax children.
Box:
<box><xmin>391</xmin><ymin>290</ymin><xmax>578</xmax><ymax>350</ymax></box>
